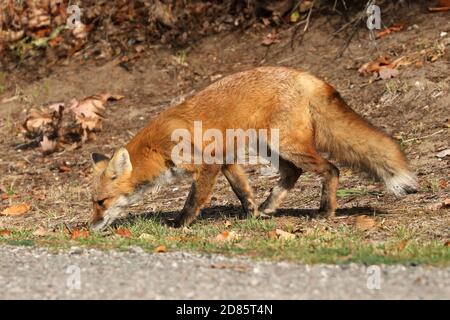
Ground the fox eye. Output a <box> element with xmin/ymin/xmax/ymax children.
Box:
<box><xmin>96</xmin><ymin>199</ymin><xmax>107</xmax><ymax>207</ymax></box>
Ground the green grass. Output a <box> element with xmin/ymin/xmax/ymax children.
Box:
<box><xmin>1</xmin><ymin>214</ymin><xmax>448</xmax><ymax>266</ymax></box>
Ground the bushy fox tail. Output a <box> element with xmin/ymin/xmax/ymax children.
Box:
<box><xmin>311</xmin><ymin>87</ymin><xmax>418</xmax><ymax>196</ymax></box>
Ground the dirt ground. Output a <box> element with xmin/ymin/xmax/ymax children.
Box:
<box><xmin>0</xmin><ymin>4</ymin><xmax>449</xmax><ymax>244</ymax></box>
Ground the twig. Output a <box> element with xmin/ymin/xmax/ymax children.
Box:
<box><xmin>290</xmin><ymin>0</ymin><xmax>316</xmax><ymax>50</ymax></box>
<box><xmin>402</xmin><ymin>130</ymin><xmax>444</xmax><ymax>143</ymax></box>
<box><xmin>333</xmin><ymin>1</ymin><xmax>374</xmax><ymax>58</ymax></box>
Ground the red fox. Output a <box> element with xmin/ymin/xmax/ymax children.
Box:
<box><xmin>90</xmin><ymin>67</ymin><xmax>417</xmax><ymax>231</ymax></box>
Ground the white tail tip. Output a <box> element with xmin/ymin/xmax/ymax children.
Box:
<box><xmin>385</xmin><ymin>170</ymin><xmax>418</xmax><ymax>196</ymax></box>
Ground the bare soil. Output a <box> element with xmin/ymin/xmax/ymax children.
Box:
<box><xmin>0</xmin><ymin>5</ymin><xmax>449</xmax><ymax>244</ymax></box>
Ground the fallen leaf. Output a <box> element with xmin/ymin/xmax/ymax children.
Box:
<box><xmin>444</xmin><ymin>240</ymin><xmax>450</xmax><ymax>247</ymax></box>
<box><xmin>275</xmin><ymin>229</ymin><xmax>296</xmax><ymax>240</ymax></box>
<box><xmin>115</xmin><ymin>227</ymin><xmax>132</xmax><ymax>238</ymax></box>
<box><xmin>267</xmin><ymin>229</ymin><xmax>278</xmax><ymax>239</ymax></box>
<box><xmin>375</xmin><ymin>23</ymin><xmax>406</xmax><ymax>39</ymax></box>
<box><xmin>379</xmin><ymin>67</ymin><xmax>400</xmax><ymax>80</ymax></box>
<box><xmin>0</xmin><ymin>229</ymin><xmax>12</xmax><ymax>236</ymax></box>
<box><xmin>358</xmin><ymin>56</ymin><xmax>407</xmax><ymax>79</ymax></box>
<box><xmin>358</xmin><ymin>55</ymin><xmax>391</xmax><ymax>75</ymax></box>
<box><xmin>139</xmin><ymin>233</ymin><xmax>155</xmax><ymax>240</ymax></box>
<box><xmin>290</xmin><ymin>11</ymin><xmax>300</xmax><ymax>23</ymax></box>
<box><xmin>1</xmin><ymin>203</ymin><xmax>31</xmax><ymax>216</ymax></box>
<box><xmin>58</xmin><ymin>165</ymin><xmax>72</xmax><ymax>172</ymax></box>
<box><xmin>354</xmin><ymin>216</ymin><xmax>377</xmax><ymax>231</ymax></box>
<box><xmin>33</xmin><ymin>227</ymin><xmax>51</xmax><ymax>237</ymax></box>
<box><xmin>396</xmin><ymin>239</ymin><xmax>409</xmax><ymax>252</ymax></box>
<box><xmin>214</xmin><ymin>230</ymin><xmax>239</xmax><ymax>242</ymax></box>
<box><xmin>71</xmin><ymin>229</ymin><xmax>90</xmax><ymax>240</ymax></box>
<box><xmin>443</xmin><ymin>198</ymin><xmax>450</xmax><ymax>208</ymax></box>
<box><xmin>436</xmin><ymin>149</ymin><xmax>450</xmax><ymax>158</ymax></box>
<box><xmin>154</xmin><ymin>245</ymin><xmax>166</xmax><ymax>253</ymax></box>
<box><xmin>262</xmin><ymin>31</ymin><xmax>280</xmax><ymax>46</ymax></box>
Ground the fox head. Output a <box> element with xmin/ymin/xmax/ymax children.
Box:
<box><xmin>90</xmin><ymin>148</ymin><xmax>134</xmax><ymax>231</ymax></box>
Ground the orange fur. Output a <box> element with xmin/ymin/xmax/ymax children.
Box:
<box><xmin>90</xmin><ymin>67</ymin><xmax>417</xmax><ymax>230</ymax></box>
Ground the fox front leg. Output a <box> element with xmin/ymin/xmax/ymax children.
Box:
<box><xmin>173</xmin><ymin>165</ymin><xmax>221</xmax><ymax>227</ymax></box>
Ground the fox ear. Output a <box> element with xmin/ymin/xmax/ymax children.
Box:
<box><xmin>107</xmin><ymin>147</ymin><xmax>132</xmax><ymax>177</ymax></box>
<box><xmin>91</xmin><ymin>152</ymin><xmax>109</xmax><ymax>172</ymax></box>
<box><xmin>91</xmin><ymin>152</ymin><xmax>109</xmax><ymax>164</ymax></box>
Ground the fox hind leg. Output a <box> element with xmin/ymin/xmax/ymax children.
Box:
<box><xmin>259</xmin><ymin>157</ymin><xmax>302</xmax><ymax>215</ymax></box>
<box><xmin>280</xmin><ymin>145</ymin><xmax>339</xmax><ymax>217</ymax></box>
<box><xmin>222</xmin><ymin>164</ymin><xmax>258</xmax><ymax>219</ymax></box>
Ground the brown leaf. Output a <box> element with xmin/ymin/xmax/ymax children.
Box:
<box><xmin>58</xmin><ymin>165</ymin><xmax>72</xmax><ymax>172</ymax></box>
<box><xmin>358</xmin><ymin>55</ymin><xmax>391</xmax><ymax>75</ymax></box>
<box><xmin>444</xmin><ymin>240</ymin><xmax>450</xmax><ymax>247</ymax></box>
<box><xmin>443</xmin><ymin>198</ymin><xmax>450</xmax><ymax>208</ymax></box>
<box><xmin>24</xmin><ymin>109</ymin><xmax>53</xmax><ymax>132</ymax></box>
<box><xmin>214</xmin><ymin>230</ymin><xmax>239</xmax><ymax>242</ymax></box>
<box><xmin>275</xmin><ymin>229</ymin><xmax>296</xmax><ymax>240</ymax></box>
<box><xmin>33</xmin><ymin>227</ymin><xmax>51</xmax><ymax>237</ymax></box>
<box><xmin>262</xmin><ymin>31</ymin><xmax>280</xmax><ymax>46</ymax></box>
<box><xmin>0</xmin><ymin>229</ymin><xmax>12</xmax><ymax>236</ymax></box>
<box><xmin>1</xmin><ymin>203</ymin><xmax>31</xmax><ymax>216</ymax></box>
<box><xmin>396</xmin><ymin>239</ymin><xmax>409</xmax><ymax>252</ymax></box>
<box><xmin>375</xmin><ymin>23</ymin><xmax>406</xmax><ymax>39</ymax></box>
<box><xmin>379</xmin><ymin>67</ymin><xmax>400</xmax><ymax>80</ymax></box>
<box><xmin>154</xmin><ymin>245</ymin><xmax>167</xmax><ymax>253</ymax></box>
<box><xmin>115</xmin><ymin>227</ymin><xmax>132</xmax><ymax>238</ymax></box>
<box><xmin>354</xmin><ymin>216</ymin><xmax>377</xmax><ymax>231</ymax></box>
<box><xmin>436</xmin><ymin>149</ymin><xmax>450</xmax><ymax>158</ymax></box>
<box><xmin>139</xmin><ymin>233</ymin><xmax>155</xmax><ymax>241</ymax></box>
<box><xmin>267</xmin><ymin>229</ymin><xmax>278</xmax><ymax>239</ymax></box>
<box><xmin>71</xmin><ymin>229</ymin><xmax>90</xmax><ymax>240</ymax></box>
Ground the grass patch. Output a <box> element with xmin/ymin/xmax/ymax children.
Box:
<box><xmin>1</xmin><ymin>214</ymin><xmax>448</xmax><ymax>266</ymax></box>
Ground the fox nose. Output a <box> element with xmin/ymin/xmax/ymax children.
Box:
<box><xmin>90</xmin><ymin>217</ymin><xmax>109</xmax><ymax>231</ymax></box>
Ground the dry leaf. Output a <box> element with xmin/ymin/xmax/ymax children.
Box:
<box><xmin>267</xmin><ymin>229</ymin><xmax>278</xmax><ymax>239</ymax></box>
<box><xmin>375</xmin><ymin>23</ymin><xmax>406</xmax><ymax>39</ymax></box>
<box><xmin>444</xmin><ymin>240</ymin><xmax>450</xmax><ymax>247</ymax></box>
<box><xmin>354</xmin><ymin>216</ymin><xmax>377</xmax><ymax>231</ymax></box>
<box><xmin>358</xmin><ymin>55</ymin><xmax>391</xmax><ymax>75</ymax></box>
<box><xmin>396</xmin><ymin>239</ymin><xmax>409</xmax><ymax>252</ymax></box>
<box><xmin>139</xmin><ymin>233</ymin><xmax>155</xmax><ymax>240</ymax></box>
<box><xmin>443</xmin><ymin>198</ymin><xmax>450</xmax><ymax>208</ymax></box>
<box><xmin>436</xmin><ymin>149</ymin><xmax>450</xmax><ymax>158</ymax></box>
<box><xmin>0</xmin><ymin>229</ymin><xmax>12</xmax><ymax>236</ymax></box>
<box><xmin>71</xmin><ymin>229</ymin><xmax>90</xmax><ymax>240</ymax></box>
<box><xmin>275</xmin><ymin>229</ymin><xmax>296</xmax><ymax>240</ymax></box>
<box><xmin>215</xmin><ymin>230</ymin><xmax>239</xmax><ymax>242</ymax></box>
<box><xmin>33</xmin><ymin>227</ymin><xmax>51</xmax><ymax>237</ymax></box>
<box><xmin>1</xmin><ymin>203</ymin><xmax>31</xmax><ymax>216</ymax></box>
<box><xmin>154</xmin><ymin>245</ymin><xmax>167</xmax><ymax>253</ymax></box>
<box><xmin>379</xmin><ymin>67</ymin><xmax>400</xmax><ymax>80</ymax></box>
<box><xmin>58</xmin><ymin>165</ymin><xmax>72</xmax><ymax>172</ymax></box>
<box><xmin>115</xmin><ymin>227</ymin><xmax>132</xmax><ymax>238</ymax></box>
<box><xmin>262</xmin><ymin>31</ymin><xmax>280</xmax><ymax>46</ymax></box>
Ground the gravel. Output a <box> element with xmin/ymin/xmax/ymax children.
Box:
<box><xmin>0</xmin><ymin>245</ymin><xmax>448</xmax><ymax>299</ymax></box>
